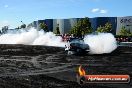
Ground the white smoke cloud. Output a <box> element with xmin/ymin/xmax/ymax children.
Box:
<box><xmin>16</xmin><ymin>29</ymin><xmax>38</xmax><ymax>44</ymax></box>
<box><xmin>33</xmin><ymin>31</ymin><xmax>65</xmax><ymax>47</ymax></box>
<box><xmin>0</xmin><ymin>28</ymin><xmax>117</xmax><ymax>54</ymax></box>
<box><xmin>0</xmin><ymin>28</ymin><xmax>65</xmax><ymax>47</ymax></box>
<box><xmin>84</xmin><ymin>33</ymin><xmax>117</xmax><ymax>54</ymax></box>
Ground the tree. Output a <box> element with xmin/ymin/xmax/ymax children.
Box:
<box><xmin>20</xmin><ymin>21</ymin><xmax>26</xmax><ymax>29</ymax></box>
<box><xmin>70</xmin><ymin>17</ymin><xmax>92</xmax><ymax>37</ymax></box>
<box><xmin>96</xmin><ymin>22</ymin><xmax>112</xmax><ymax>33</ymax></box>
<box><xmin>20</xmin><ymin>24</ymin><xmax>26</xmax><ymax>29</ymax></box>
<box><xmin>2</xmin><ymin>26</ymin><xmax>8</xmax><ymax>34</ymax></box>
<box><xmin>55</xmin><ymin>24</ymin><xmax>60</xmax><ymax>35</ymax></box>
<box><xmin>96</xmin><ymin>26</ymin><xmax>104</xmax><ymax>33</ymax></box>
<box><xmin>119</xmin><ymin>26</ymin><xmax>132</xmax><ymax>36</ymax></box>
<box><xmin>39</xmin><ymin>22</ymin><xmax>48</xmax><ymax>32</ymax></box>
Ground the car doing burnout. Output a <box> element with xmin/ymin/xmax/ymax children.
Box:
<box><xmin>65</xmin><ymin>38</ymin><xmax>90</xmax><ymax>55</ymax></box>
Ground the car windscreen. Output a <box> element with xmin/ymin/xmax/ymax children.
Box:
<box><xmin>70</xmin><ymin>39</ymin><xmax>84</xmax><ymax>44</ymax></box>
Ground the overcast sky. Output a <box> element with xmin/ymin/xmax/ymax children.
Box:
<box><xmin>0</xmin><ymin>0</ymin><xmax>132</xmax><ymax>28</ymax></box>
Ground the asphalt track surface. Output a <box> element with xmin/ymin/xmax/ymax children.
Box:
<box><xmin>0</xmin><ymin>44</ymin><xmax>132</xmax><ymax>88</ymax></box>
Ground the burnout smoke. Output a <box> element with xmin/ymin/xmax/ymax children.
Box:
<box><xmin>0</xmin><ymin>28</ymin><xmax>65</xmax><ymax>47</ymax></box>
<box><xmin>0</xmin><ymin>28</ymin><xmax>117</xmax><ymax>54</ymax></box>
<box><xmin>84</xmin><ymin>33</ymin><xmax>117</xmax><ymax>54</ymax></box>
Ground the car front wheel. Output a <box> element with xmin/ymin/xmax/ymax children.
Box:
<box><xmin>68</xmin><ymin>51</ymin><xmax>75</xmax><ymax>55</ymax></box>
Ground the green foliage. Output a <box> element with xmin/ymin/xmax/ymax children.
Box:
<box><xmin>39</xmin><ymin>22</ymin><xmax>48</xmax><ymax>32</ymax></box>
<box><xmin>20</xmin><ymin>24</ymin><xmax>26</xmax><ymax>29</ymax></box>
<box><xmin>96</xmin><ymin>26</ymin><xmax>104</xmax><ymax>33</ymax></box>
<box><xmin>119</xmin><ymin>26</ymin><xmax>132</xmax><ymax>36</ymax></box>
<box><xmin>55</xmin><ymin>24</ymin><xmax>60</xmax><ymax>35</ymax></box>
<box><xmin>2</xmin><ymin>26</ymin><xmax>8</xmax><ymax>33</ymax></box>
<box><xmin>70</xmin><ymin>17</ymin><xmax>92</xmax><ymax>36</ymax></box>
<box><xmin>96</xmin><ymin>22</ymin><xmax>112</xmax><ymax>33</ymax></box>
